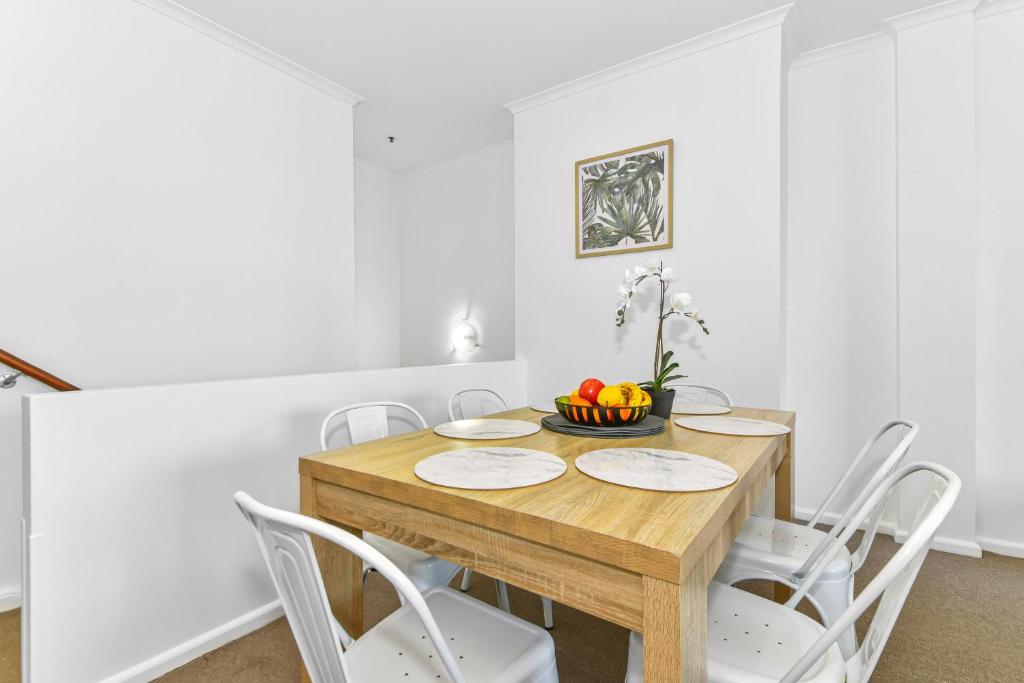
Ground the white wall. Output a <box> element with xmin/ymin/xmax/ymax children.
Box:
<box><xmin>355</xmin><ymin>159</ymin><xmax>402</xmax><ymax>369</ymax></box>
<box><xmin>398</xmin><ymin>142</ymin><xmax>516</xmax><ymax>367</ymax></box>
<box><xmin>891</xmin><ymin>6</ymin><xmax>979</xmax><ymax>555</ymax></box>
<box><xmin>787</xmin><ymin>43</ymin><xmax>900</xmax><ymax>520</ymax></box>
<box><xmin>785</xmin><ymin>3</ymin><xmax>1024</xmax><ymax>557</ymax></box>
<box><xmin>975</xmin><ymin>6</ymin><xmax>1024</xmax><ymax>558</ymax></box>
<box><xmin>0</xmin><ymin>0</ymin><xmax>357</xmax><ymax>604</ymax></box>
<box><xmin>514</xmin><ymin>25</ymin><xmax>784</xmax><ymax>408</ymax></box>
<box><xmin>22</xmin><ymin>360</ymin><xmax>526</xmax><ymax>683</ymax></box>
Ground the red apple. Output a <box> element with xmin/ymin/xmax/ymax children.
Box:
<box><xmin>578</xmin><ymin>378</ymin><xmax>605</xmax><ymax>405</ymax></box>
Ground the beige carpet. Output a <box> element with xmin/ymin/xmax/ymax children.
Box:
<box><xmin>0</xmin><ymin>609</ymin><xmax>18</xmax><ymax>683</ymax></box>
<box><xmin>154</xmin><ymin>533</ymin><xmax>1024</xmax><ymax>682</ymax></box>
<box><xmin>3</xmin><ymin>534</ymin><xmax>1023</xmax><ymax>681</ymax></box>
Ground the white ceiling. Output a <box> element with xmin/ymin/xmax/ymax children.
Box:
<box><xmin>172</xmin><ymin>0</ymin><xmax>940</xmax><ymax>172</ymax></box>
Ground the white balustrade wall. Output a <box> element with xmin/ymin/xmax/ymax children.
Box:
<box><xmin>22</xmin><ymin>360</ymin><xmax>526</xmax><ymax>683</ymax></box>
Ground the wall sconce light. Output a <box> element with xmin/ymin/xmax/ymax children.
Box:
<box><xmin>452</xmin><ymin>320</ymin><xmax>479</xmax><ymax>354</ymax></box>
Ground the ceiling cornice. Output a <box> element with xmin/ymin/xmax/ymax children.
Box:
<box><xmin>975</xmin><ymin>0</ymin><xmax>1024</xmax><ymax>18</ymax></box>
<box><xmin>503</xmin><ymin>3</ymin><xmax>794</xmax><ymax>115</ymax></box>
<box><xmin>789</xmin><ymin>32</ymin><xmax>893</xmax><ymax>71</ymax></box>
<box><xmin>884</xmin><ymin>0</ymin><xmax>982</xmax><ymax>33</ymax></box>
<box><xmin>134</xmin><ymin>0</ymin><xmax>365</xmax><ymax>106</ymax></box>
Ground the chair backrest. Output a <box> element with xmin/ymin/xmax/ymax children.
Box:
<box><xmin>234</xmin><ymin>492</ymin><xmax>466</xmax><ymax>683</ymax></box>
<box><xmin>800</xmin><ymin>420</ymin><xmax>920</xmax><ymax>575</ymax></box>
<box><xmin>669</xmin><ymin>383</ymin><xmax>733</xmax><ymax>407</ymax></box>
<box><xmin>779</xmin><ymin>462</ymin><xmax>961</xmax><ymax>683</ymax></box>
<box><xmin>319</xmin><ymin>401</ymin><xmax>428</xmax><ymax>451</ymax></box>
<box><xmin>448</xmin><ymin>388</ymin><xmax>509</xmax><ymax>421</ymax></box>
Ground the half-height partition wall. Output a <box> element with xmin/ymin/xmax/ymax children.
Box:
<box><xmin>21</xmin><ymin>360</ymin><xmax>526</xmax><ymax>683</ymax></box>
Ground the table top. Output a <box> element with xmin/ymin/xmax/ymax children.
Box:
<box><xmin>301</xmin><ymin>406</ymin><xmax>794</xmax><ymax>582</ymax></box>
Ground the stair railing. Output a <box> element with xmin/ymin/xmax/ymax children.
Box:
<box><xmin>0</xmin><ymin>347</ymin><xmax>79</xmax><ymax>391</ymax></box>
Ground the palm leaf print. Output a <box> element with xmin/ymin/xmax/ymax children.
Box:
<box><xmin>580</xmin><ymin>148</ymin><xmax>667</xmax><ymax>251</ymax></box>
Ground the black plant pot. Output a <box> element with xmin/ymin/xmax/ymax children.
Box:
<box><xmin>648</xmin><ymin>388</ymin><xmax>676</xmax><ymax>419</ymax></box>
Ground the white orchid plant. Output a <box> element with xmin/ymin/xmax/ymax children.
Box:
<box><xmin>615</xmin><ymin>258</ymin><xmax>709</xmax><ymax>393</ymax></box>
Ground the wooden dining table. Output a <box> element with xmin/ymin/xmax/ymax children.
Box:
<box><xmin>299</xmin><ymin>405</ymin><xmax>795</xmax><ymax>682</ymax></box>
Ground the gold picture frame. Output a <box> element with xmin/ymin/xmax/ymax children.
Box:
<box><xmin>575</xmin><ymin>139</ymin><xmax>673</xmax><ymax>259</ymax></box>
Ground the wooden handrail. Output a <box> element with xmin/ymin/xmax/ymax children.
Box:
<box><xmin>0</xmin><ymin>348</ymin><xmax>79</xmax><ymax>391</ymax></box>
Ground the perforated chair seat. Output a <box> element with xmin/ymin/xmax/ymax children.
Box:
<box><xmin>363</xmin><ymin>534</ymin><xmax>462</xmax><ymax>594</ymax></box>
<box><xmin>346</xmin><ymin>587</ymin><xmax>558</xmax><ymax>683</ymax></box>
<box><xmin>722</xmin><ymin>516</ymin><xmax>853</xmax><ymax>581</ymax></box>
<box><xmin>715</xmin><ymin>516</ymin><xmax>857</xmax><ymax>658</ymax></box>
<box><xmin>626</xmin><ymin>582</ymin><xmax>846</xmax><ymax>683</ymax></box>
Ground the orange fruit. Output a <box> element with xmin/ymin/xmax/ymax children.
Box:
<box><xmin>569</xmin><ymin>390</ymin><xmax>592</xmax><ymax>406</ymax></box>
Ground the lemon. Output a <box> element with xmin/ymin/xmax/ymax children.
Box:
<box><xmin>596</xmin><ymin>384</ymin><xmax>624</xmax><ymax>407</ymax></box>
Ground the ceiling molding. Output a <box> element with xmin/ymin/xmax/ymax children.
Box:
<box><xmin>400</xmin><ymin>140</ymin><xmax>513</xmax><ymax>177</ymax></box>
<box><xmin>503</xmin><ymin>3</ymin><xmax>794</xmax><ymax>115</ymax></box>
<box><xmin>884</xmin><ymin>0</ymin><xmax>982</xmax><ymax>33</ymax></box>
<box><xmin>134</xmin><ymin>0</ymin><xmax>364</xmax><ymax>106</ymax></box>
<box><xmin>789</xmin><ymin>32</ymin><xmax>893</xmax><ymax>71</ymax></box>
<box><xmin>976</xmin><ymin>0</ymin><xmax>1024</xmax><ymax>18</ymax></box>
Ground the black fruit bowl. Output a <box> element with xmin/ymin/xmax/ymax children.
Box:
<box><xmin>554</xmin><ymin>401</ymin><xmax>650</xmax><ymax>426</ymax></box>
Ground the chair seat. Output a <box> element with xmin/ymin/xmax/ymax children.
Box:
<box><xmin>363</xmin><ymin>534</ymin><xmax>462</xmax><ymax>593</ymax></box>
<box><xmin>706</xmin><ymin>582</ymin><xmax>846</xmax><ymax>682</ymax></box>
<box><xmin>725</xmin><ymin>515</ymin><xmax>852</xmax><ymax>581</ymax></box>
<box><xmin>346</xmin><ymin>587</ymin><xmax>558</xmax><ymax>683</ymax></box>
<box><xmin>625</xmin><ymin>583</ymin><xmax>846</xmax><ymax>683</ymax></box>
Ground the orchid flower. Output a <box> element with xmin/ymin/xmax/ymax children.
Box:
<box><xmin>614</xmin><ymin>259</ymin><xmax>710</xmax><ymax>391</ymax></box>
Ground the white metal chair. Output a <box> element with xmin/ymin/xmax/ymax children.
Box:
<box><xmin>448</xmin><ymin>388</ymin><xmax>511</xmax><ymax>422</ymax></box>
<box><xmin>669</xmin><ymin>383</ymin><xmax>734</xmax><ymax>407</ymax></box>
<box><xmin>714</xmin><ymin>420</ymin><xmax>919</xmax><ymax>657</ymax></box>
<box><xmin>235</xmin><ymin>492</ymin><xmax>559</xmax><ymax>683</ymax></box>
<box><xmin>625</xmin><ymin>461</ymin><xmax>961</xmax><ymax>683</ymax></box>
<box><xmin>449</xmin><ymin>389</ymin><xmax>556</xmax><ymax>630</ymax></box>
<box><xmin>320</xmin><ymin>402</ymin><xmax>462</xmax><ymax>593</ymax></box>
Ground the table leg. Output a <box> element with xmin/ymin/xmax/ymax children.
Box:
<box><xmin>774</xmin><ymin>428</ymin><xmax>795</xmax><ymax>603</ymax></box>
<box><xmin>642</xmin><ymin>562</ymin><xmax>709</xmax><ymax>682</ymax></box>
<box><xmin>299</xmin><ymin>474</ymin><xmax>364</xmax><ymax>682</ymax></box>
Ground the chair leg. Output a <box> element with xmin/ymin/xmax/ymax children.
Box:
<box><xmin>542</xmin><ymin>597</ymin><xmax>554</xmax><ymax>629</ymax></box>
<box><xmin>495</xmin><ymin>580</ymin><xmax>511</xmax><ymax>612</ymax></box>
<box><xmin>625</xmin><ymin>631</ymin><xmax>644</xmax><ymax>683</ymax></box>
<box><xmin>460</xmin><ymin>567</ymin><xmax>473</xmax><ymax>592</ymax></box>
<box><xmin>808</xmin><ymin>576</ymin><xmax>857</xmax><ymax>658</ymax></box>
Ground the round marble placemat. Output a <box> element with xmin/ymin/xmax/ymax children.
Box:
<box><xmin>575</xmin><ymin>448</ymin><xmax>737</xmax><ymax>492</ymax></box>
<box><xmin>530</xmin><ymin>402</ymin><xmax>558</xmax><ymax>413</ymax></box>
<box><xmin>675</xmin><ymin>415</ymin><xmax>790</xmax><ymax>436</ymax></box>
<box><xmin>415</xmin><ymin>447</ymin><xmax>566</xmax><ymax>489</ymax></box>
<box><xmin>672</xmin><ymin>402</ymin><xmax>732</xmax><ymax>415</ymax></box>
<box><xmin>433</xmin><ymin>418</ymin><xmax>541</xmax><ymax>440</ymax></box>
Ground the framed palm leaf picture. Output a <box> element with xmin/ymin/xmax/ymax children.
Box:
<box><xmin>575</xmin><ymin>139</ymin><xmax>673</xmax><ymax>258</ymax></box>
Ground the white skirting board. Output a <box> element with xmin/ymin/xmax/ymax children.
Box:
<box><xmin>100</xmin><ymin>601</ymin><xmax>282</xmax><ymax>683</ymax></box>
<box><xmin>794</xmin><ymin>506</ymin><xmax>985</xmax><ymax>558</ymax></box>
<box><xmin>0</xmin><ymin>584</ymin><xmax>21</xmax><ymax>612</ymax></box>
<box><xmin>976</xmin><ymin>536</ymin><xmax>1024</xmax><ymax>560</ymax></box>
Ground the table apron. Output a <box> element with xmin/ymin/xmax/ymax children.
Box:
<box><xmin>312</xmin><ymin>479</ymin><xmax>645</xmax><ymax>632</ymax></box>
